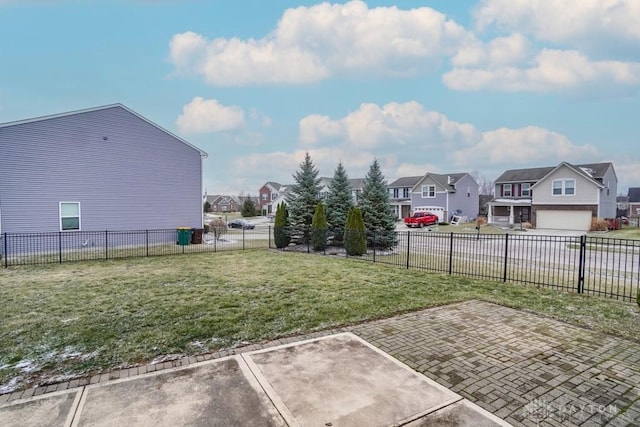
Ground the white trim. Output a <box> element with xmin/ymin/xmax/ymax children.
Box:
<box><xmin>59</xmin><ymin>201</ymin><xmax>81</xmax><ymax>231</ymax></box>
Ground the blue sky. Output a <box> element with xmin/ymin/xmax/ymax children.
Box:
<box><xmin>2</xmin><ymin>0</ymin><xmax>639</xmax><ymax>196</ymax></box>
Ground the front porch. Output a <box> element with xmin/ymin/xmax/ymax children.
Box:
<box><xmin>487</xmin><ymin>199</ymin><xmax>531</xmax><ymax>226</ymax></box>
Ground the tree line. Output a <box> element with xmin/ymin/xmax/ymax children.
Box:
<box><xmin>274</xmin><ymin>152</ymin><xmax>397</xmax><ymax>255</ymax></box>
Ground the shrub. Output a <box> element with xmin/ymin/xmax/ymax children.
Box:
<box><xmin>344</xmin><ymin>207</ymin><xmax>366</xmax><ymax>256</ymax></box>
<box><xmin>274</xmin><ymin>202</ymin><xmax>291</xmax><ymax>249</ymax></box>
<box><xmin>522</xmin><ymin>222</ymin><xmax>532</xmax><ymax>229</ymax></box>
<box><xmin>476</xmin><ymin>216</ymin><xmax>487</xmax><ymax>227</ymax></box>
<box><xmin>311</xmin><ymin>202</ymin><xmax>327</xmax><ymax>251</ymax></box>
<box><xmin>208</xmin><ymin>217</ymin><xmax>228</xmax><ymax>240</ymax></box>
<box><xmin>590</xmin><ymin>218</ymin><xmax>609</xmax><ymax>232</ymax></box>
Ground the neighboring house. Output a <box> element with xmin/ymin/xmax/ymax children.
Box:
<box><xmin>205</xmin><ymin>195</ymin><xmax>239</xmax><ymax>213</ymax></box>
<box><xmin>628</xmin><ymin>188</ymin><xmax>640</xmax><ymax>217</ymax></box>
<box><xmin>0</xmin><ymin>104</ymin><xmax>207</xmax><ymax>235</ymax></box>
<box><xmin>258</xmin><ymin>182</ymin><xmax>286</xmax><ymax>215</ymax></box>
<box><xmin>488</xmin><ymin>162</ymin><xmax>617</xmax><ymax>231</ymax></box>
<box><xmin>409</xmin><ymin>173</ymin><xmax>479</xmax><ymax>222</ymax></box>
<box><xmin>388</xmin><ymin>176</ymin><xmax>421</xmax><ymax>220</ymax></box>
<box><xmin>616</xmin><ymin>195</ymin><xmax>629</xmax><ymax>217</ymax></box>
<box><xmin>349</xmin><ymin>178</ymin><xmax>366</xmax><ymax>205</ymax></box>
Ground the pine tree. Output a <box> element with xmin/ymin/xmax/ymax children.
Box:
<box><xmin>241</xmin><ymin>197</ymin><xmax>257</xmax><ymax>217</ymax></box>
<box><xmin>325</xmin><ymin>162</ymin><xmax>354</xmax><ymax>245</ymax></box>
<box><xmin>273</xmin><ymin>202</ymin><xmax>291</xmax><ymax>248</ymax></box>
<box><xmin>360</xmin><ymin>159</ymin><xmax>397</xmax><ymax>249</ymax></box>
<box><xmin>285</xmin><ymin>152</ymin><xmax>322</xmax><ymax>243</ymax></box>
<box><xmin>310</xmin><ymin>202</ymin><xmax>328</xmax><ymax>251</ymax></box>
<box><xmin>344</xmin><ymin>207</ymin><xmax>366</xmax><ymax>256</ymax></box>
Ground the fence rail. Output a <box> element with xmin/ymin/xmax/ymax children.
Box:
<box><xmin>277</xmin><ymin>228</ymin><xmax>640</xmax><ymax>303</ymax></box>
<box><xmin>1</xmin><ymin>227</ymin><xmax>271</xmax><ymax>267</ymax></box>
<box><xmin>2</xmin><ymin>227</ymin><xmax>639</xmax><ymax>303</ymax></box>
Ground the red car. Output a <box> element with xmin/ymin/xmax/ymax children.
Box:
<box><xmin>404</xmin><ymin>212</ymin><xmax>439</xmax><ymax>228</ymax></box>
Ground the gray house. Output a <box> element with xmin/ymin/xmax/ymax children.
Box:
<box><xmin>0</xmin><ymin>104</ymin><xmax>207</xmax><ymax>235</ymax></box>
<box><xmin>409</xmin><ymin>173</ymin><xmax>479</xmax><ymax>222</ymax></box>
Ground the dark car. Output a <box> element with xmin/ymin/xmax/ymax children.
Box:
<box><xmin>228</xmin><ymin>219</ymin><xmax>255</xmax><ymax>229</ymax></box>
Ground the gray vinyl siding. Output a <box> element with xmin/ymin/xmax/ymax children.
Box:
<box><xmin>448</xmin><ymin>175</ymin><xmax>479</xmax><ymax>219</ymax></box>
<box><xmin>0</xmin><ymin>106</ymin><xmax>203</xmax><ymax>233</ymax></box>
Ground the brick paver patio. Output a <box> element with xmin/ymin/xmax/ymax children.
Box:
<box><xmin>2</xmin><ymin>300</ymin><xmax>639</xmax><ymax>426</ymax></box>
<box><xmin>352</xmin><ymin>300</ymin><xmax>640</xmax><ymax>426</ymax></box>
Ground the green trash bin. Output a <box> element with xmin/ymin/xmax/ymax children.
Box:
<box><xmin>177</xmin><ymin>227</ymin><xmax>192</xmax><ymax>246</ymax></box>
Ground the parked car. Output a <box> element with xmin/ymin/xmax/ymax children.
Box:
<box><xmin>404</xmin><ymin>212</ymin><xmax>439</xmax><ymax>228</ymax></box>
<box><xmin>228</xmin><ymin>219</ymin><xmax>255</xmax><ymax>229</ymax></box>
<box><xmin>619</xmin><ymin>216</ymin><xmax>629</xmax><ymax>225</ymax></box>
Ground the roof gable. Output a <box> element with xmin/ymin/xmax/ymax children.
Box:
<box><xmin>531</xmin><ymin>162</ymin><xmax>604</xmax><ymax>189</ymax></box>
<box><xmin>0</xmin><ymin>103</ymin><xmax>208</xmax><ymax>159</ymax></box>
<box><xmin>411</xmin><ymin>172</ymin><xmax>469</xmax><ymax>192</ymax></box>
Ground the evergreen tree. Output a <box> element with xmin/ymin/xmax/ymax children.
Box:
<box><xmin>360</xmin><ymin>159</ymin><xmax>397</xmax><ymax>249</ymax></box>
<box><xmin>285</xmin><ymin>152</ymin><xmax>322</xmax><ymax>243</ymax></box>
<box><xmin>273</xmin><ymin>202</ymin><xmax>291</xmax><ymax>248</ymax></box>
<box><xmin>203</xmin><ymin>200</ymin><xmax>211</xmax><ymax>213</ymax></box>
<box><xmin>310</xmin><ymin>202</ymin><xmax>328</xmax><ymax>251</ymax></box>
<box><xmin>241</xmin><ymin>197</ymin><xmax>257</xmax><ymax>217</ymax></box>
<box><xmin>344</xmin><ymin>207</ymin><xmax>366</xmax><ymax>256</ymax></box>
<box><xmin>325</xmin><ymin>162</ymin><xmax>354</xmax><ymax>245</ymax></box>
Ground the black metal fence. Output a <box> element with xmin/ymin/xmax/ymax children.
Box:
<box><xmin>1</xmin><ymin>226</ymin><xmax>271</xmax><ymax>267</ymax></box>
<box><xmin>2</xmin><ymin>226</ymin><xmax>639</xmax><ymax>303</ymax></box>
<box><xmin>277</xmin><ymin>228</ymin><xmax>640</xmax><ymax>303</ymax></box>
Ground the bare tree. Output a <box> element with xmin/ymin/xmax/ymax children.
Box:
<box><xmin>470</xmin><ymin>170</ymin><xmax>494</xmax><ymax>196</ymax></box>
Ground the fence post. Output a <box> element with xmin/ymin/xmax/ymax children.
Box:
<box><xmin>577</xmin><ymin>235</ymin><xmax>586</xmax><ymax>294</ymax></box>
<box><xmin>146</xmin><ymin>230</ymin><xmax>149</xmax><ymax>257</ymax></box>
<box><xmin>268</xmin><ymin>226</ymin><xmax>272</xmax><ymax>249</ymax></box>
<box><xmin>243</xmin><ymin>227</ymin><xmax>246</xmax><ymax>250</ymax></box>
<box><xmin>448</xmin><ymin>232</ymin><xmax>454</xmax><ymax>275</ymax></box>
<box><xmin>59</xmin><ymin>231</ymin><xmax>62</xmax><ymax>264</ymax></box>
<box><xmin>3</xmin><ymin>232</ymin><xmax>7</xmax><ymax>268</ymax></box>
<box><xmin>503</xmin><ymin>233</ymin><xmax>509</xmax><ymax>282</ymax></box>
<box><xmin>372</xmin><ymin>231</ymin><xmax>376</xmax><ymax>263</ymax></box>
<box><xmin>105</xmin><ymin>230</ymin><xmax>109</xmax><ymax>260</ymax></box>
<box><xmin>406</xmin><ymin>231</ymin><xmax>410</xmax><ymax>269</ymax></box>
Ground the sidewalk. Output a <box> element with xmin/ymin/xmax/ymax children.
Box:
<box><xmin>1</xmin><ymin>300</ymin><xmax>639</xmax><ymax>426</ymax></box>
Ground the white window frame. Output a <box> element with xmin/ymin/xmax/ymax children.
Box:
<box><xmin>521</xmin><ymin>183</ymin><xmax>531</xmax><ymax>197</ymax></box>
<box><xmin>60</xmin><ymin>202</ymin><xmax>81</xmax><ymax>231</ymax></box>
<box><xmin>402</xmin><ymin>187</ymin><xmax>409</xmax><ymax>198</ymax></box>
<box><xmin>422</xmin><ymin>185</ymin><xmax>436</xmax><ymax>198</ymax></box>
<box><xmin>503</xmin><ymin>184</ymin><xmax>513</xmax><ymax>197</ymax></box>
<box><xmin>552</xmin><ymin>179</ymin><xmax>576</xmax><ymax>196</ymax></box>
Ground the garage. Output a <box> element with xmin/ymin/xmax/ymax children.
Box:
<box><xmin>536</xmin><ymin>210</ymin><xmax>592</xmax><ymax>231</ymax></box>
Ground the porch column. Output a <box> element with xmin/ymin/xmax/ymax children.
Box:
<box><xmin>487</xmin><ymin>205</ymin><xmax>493</xmax><ymax>223</ymax></box>
<box><xmin>509</xmin><ymin>205</ymin><xmax>514</xmax><ymax>224</ymax></box>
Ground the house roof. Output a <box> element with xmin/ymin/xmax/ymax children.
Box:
<box><xmin>628</xmin><ymin>187</ymin><xmax>640</xmax><ymax>202</ymax></box>
<box><xmin>530</xmin><ymin>162</ymin><xmax>606</xmax><ymax>189</ymax></box>
<box><xmin>0</xmin><ymin>103</ymin><xmax>208</xmax><ymax>159</ymax></box>
<box><xmin>388</xmin><ymin>176</ymin><xmax>422</xmax><ymax>188</ymax></box>
<box><xmin>348</xmin><ymin>178</ymin><xmax>366</xmax><ymax>190</ymax></box>
<box><xmin>495</xmin><ymin>162</ymin><xmax>613</xmax><ymax>183</ymax></box>
<box><xmin>410</xmin><ymin>172</ymin><xmax>469</xmax><ymax>192</ymax></box>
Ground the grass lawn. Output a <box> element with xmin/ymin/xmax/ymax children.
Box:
<box><xmin>1</xmin><ymin>250</ymin><xmax>639</xmax><ymax>393</ymax></box>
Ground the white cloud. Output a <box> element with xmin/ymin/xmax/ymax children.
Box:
<box><xmin>451</xmin><ymin>126</ymin><xmax>599</xmax><ymax>166</ymax></box>
<box><xmin>299</xmin><ymin>101</ymin><xmax>478</xmax><ymax>149</ymax></box>
<box><xmin>168</xmin><ymin>0</ymin><xmax>472</xmax><ymax>85</ymax></box>
<box><xmin>452</xmin><ymin>33</ymin><xmax>530</xmax><ymax>68</ymax></box>
<box><xmin>474</xmin><ymin>0</ymin><xmax>640</xmax><ymax>57</ymax></box>
<box><xmin>176</xmin><ymin>97</ymin><xmax>244</xmax><ymax>134</ymax></box>
<box><xmin>444</xmin><ymin>49</ymin><xmax>640</xmax><ymax>92</ymax></box>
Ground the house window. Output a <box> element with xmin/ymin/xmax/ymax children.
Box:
<box><xmin>60</xmin><ymin>202</ymin><xmax>80</xmax><ymax>231</ymax></box>
<box><xmin>503</xmin><ymin>184</ymin><xmax>512</xmax><ymax>197</ymax></box>
<box><xmin>521</xmin><ymin>183</ymin><xmax>531</xmax><ymax>197</ymax></box>
<box><xmin>552</xmin><ymin>179</ymin><xmax>575</xmax><ymax>196</ymax></box>
<box><xmin>261</xmin><ymin>193</ymin><xmax>268</xmax><ymax>200</ymax></box>
<box><xmin>271</xmin><ymin>193</ymin><xmax>278</xmax><ymax>201</ymax></box>
<box><xmin>393</xmin><ymin>188</ymin><xmax>399</xmax><ymax>198</ymax></box>
<box><xmin>422</xmin><ymin>185</ymin><xmax>436</xmax><ymax>198</ymax></box>
<box><xmin>402</xmin><ymin>188</ymin><xmax>409</xmax><ymax>198</ymax></box>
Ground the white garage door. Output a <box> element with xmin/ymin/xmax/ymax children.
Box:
<box><xmin>536</xmin><ymin>210</ymin><xmax>592</xmax><ymax>231</ymax></box>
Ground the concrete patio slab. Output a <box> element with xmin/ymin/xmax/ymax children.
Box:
<box><xmin>406</xmin><ymin>400</ymin><xmax>510</xmax><ymax>426</ymax></box>
<box><xmin>71</xmin><ymin>356</ymin><xmax>285</xmax><ymax>427</ymax></box>
<box><xmin>0</xmin><ymin>389</ymin><xmax>80</xmax><ymax>427</ymax></box>
<box><xmin>243</xmin><ymin>332</ymin><xmax>504</xmax><ymax>426</ymax></box>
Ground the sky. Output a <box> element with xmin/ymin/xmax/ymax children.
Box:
<box><xmin>1</xmin><ymin>0</ymin><xmax>639</xmax><ymax>196</ymax></box>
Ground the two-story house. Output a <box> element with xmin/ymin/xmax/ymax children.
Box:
<box><xmin>409</xmin><ymin>173</ymin><xmax>479</xmax><ymax>222</ymax></box>
<box><xmin>488</xmin><ymin>162</ymin><xmax>617</xmax><ymax>230</ymax></box>
<box><xmin>388</xmin><ymin>176</ymin><xmax>421</xmax><ymax>220</ymax></box>
<box><xmin>258</xmin><ymin>182</ymin><xmax>287</xmax><ymax>215</ymax></box>
<box><xmin>628</xmin><ymin>188</ymin><xmax>640</xmax><ymax>218</ymax></box>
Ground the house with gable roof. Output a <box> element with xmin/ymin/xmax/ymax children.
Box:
<box><xmin>488</xmin><ymin>162</ymin><xmax>617</xmax><ymax>230</ymax></box>
<box><xmin>0</xmin><ymin>104</ymin><xmax>207</xmax><ymax>235</ymax></box>
<box><xmin>408</xmin><ymin>172</ymin><xmax>479</xmax><ymax>222</ymax></box>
